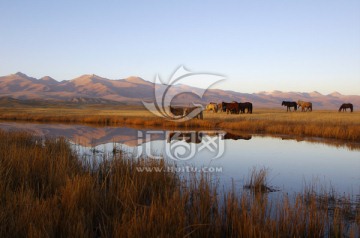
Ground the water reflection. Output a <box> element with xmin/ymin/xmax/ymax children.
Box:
<box><xmin>1</xmin><ymin>121</ymin><xmax>358</xmax><ymax>151</ymax></box>
<box><xmin>280</xmin><ymin>135</ymin><xmax>360</xmax><ymax>151</ymax></box>
<box><xmin>166</xmin><ymin>131</ymin><xmax>251</xmax><ymax>143</ymax></box>
<box><xmin>0</xmin><ymin>121</ymin><xmax>359</xmax><ymax>195</ymax></box>
<box><xmin>0</xmin><ymin>122</ymin><xmax>255</xmax><ymax>147</ymax></box>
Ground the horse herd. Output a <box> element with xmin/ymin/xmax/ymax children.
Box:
<box><xmin>169</xmin><ymin>101</ymin><xmax>253</xmax><ymax>120</ymax></box>
<box><xmin>206</xmin><ymin>102</ymin><xmax>253</xmax><ymax>114</ymax></box>
<box><xmin>169</xmin><ymin>101</ymin><xmax>354</xmax><ymax>120</ymax></box>
<box><xmin>281</xmin><ymin>101</ymin><xmax>353</xmax><ymax>112</ymax></box>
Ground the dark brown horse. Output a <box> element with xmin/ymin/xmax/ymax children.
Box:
<box><xmin>170</xmin><ymin>106</ymin><xmax>186</xmax><ymax>116</ymax></box>
<box><xmin>338</xmin><ymin>103</ymin><xmax>353</xmax><ymax>112</ymax></box>
<box><xmin>238</xmin><ymin>102</ymin><xmax>253</xmax><ymax>114</ymax></box>
<box><xmin>282</xmin><ymin>101</ymin><xmax>297</xmax><ymax>112</ymax></box>
<box><xmin>222</xmin><ymin>102</ymin><xmax>239</xmax><ymax>114</ymax></box>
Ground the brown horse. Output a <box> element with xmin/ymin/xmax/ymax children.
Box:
<box><xmin>339</xmin><ymin>103</ymin><xmax>353</xmax><ymax>112</ymax></box>
<box><xmin>222</xmin><ymin>102</ymin><xmax>239</xmax><ymax>114</ymax></box>
<box><xmin>297</xmin><ymin>100</ymin><xmax>312</xmax><ymax>112</ymax></box>
<box><xmin>217</xmin><ymin>103</ymin><xmax>223</xmax><ymax>112</ymax></box>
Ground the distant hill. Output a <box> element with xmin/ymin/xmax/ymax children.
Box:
<box><xmin>0</xmin><ymin>72</ymin><xmax>359</xmax><ymax>109</ymax></box>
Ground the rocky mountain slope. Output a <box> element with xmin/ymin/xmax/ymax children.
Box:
<box><xmin>0</xmin><ymin>72</ymin><xmax>359</xmax><ymax>109</ymax></box>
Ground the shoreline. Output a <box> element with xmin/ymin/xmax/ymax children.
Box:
<box><xmin>1</xmin><ymin>120</ymin><xmax>360</xmax><ymax>151</ymax></box>
<box><xmin>0</xmin><ymin>106</ymin><xmax>359</xmax><ymax>142</ymax></box>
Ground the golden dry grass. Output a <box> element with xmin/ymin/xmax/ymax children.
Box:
<box><xmin>0</xmin><ymin>106</ymin><xmax>359</xmax><ymax>141</ymax></box>
<box><xmin>243</xmin><ymin>167</ymin><xmax>277</xmax><ymax>193</ymax></box>
<box><xmin>0</xmin><ymin>130</ymin><xmax>359</xmax><ymax>237</ymax></box>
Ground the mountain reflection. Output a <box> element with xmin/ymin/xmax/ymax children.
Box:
<box><xmin>0</xmin><ymin>121</ymin><xmax>359</xmax><ymax>151</ymax></box>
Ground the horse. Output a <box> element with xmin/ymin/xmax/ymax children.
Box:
<box><xmin>169</xmin><ymin>106</ymin><xmax>203</xmax><ymax>119</ymax></box>
<box><xmin>169</xmin><ymin>106</ymin><xmax>186</xmax><ymax>117</ymax></box>
<box><xmin>297</xmin><ymin>100</ymin><xmax>312</xmax><ymax>112</ymax></box>
<box><xmin>206</xmin><ymin>102</ymin><xmax>218</xmax><ymax>113</ymax></box>
<box><xmin>282</xmin><ymin>101</ymin><xmax>297</xmax><ymax>112</ymax></box>
<box><xmin>338</xmin><ymin>103</ymin><xmax>353</xmax><ymax>112</ymax></box>
<box><xmin>238</xmin><ymin>102</ymin><xmax>253</xmax><ymax>114</ymax></box>
<box><xmin>184</xmin><ymin>106</ymin><xmax>204</xmax><ymax>119</ymax></box>
<box><xmin>217</xmin><ymin>103</ymin><xmax>223</xmax><ymax>112</ymax></box>
<box><xmin>222</xmin><ymin>102</ymin><xmax>239</xmax><ymax>114</ymax></box>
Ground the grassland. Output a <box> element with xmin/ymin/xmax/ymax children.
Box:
<box><xmin>0</xmin><ymin>130</ymin><xmax>359</xmax><ymax>237</ymax></box>
<box><xmin>0</xmin><ymin>105</ymin><xmax>359</xmax><ymax>141</ymax></box>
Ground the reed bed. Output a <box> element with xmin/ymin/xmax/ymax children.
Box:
<box><xmin>218</xmin><ymin>119</ymin><xmax>360</xmax><ymax>141</ymax></box>
<box><xmin>0</xmin><ymin>130</ymin><xmax>358</xmax><ymax>237</ymax></box>
<box><xmin>0</xmin><ymin>106</ymin><xmax>359</xmax><ymax>141</ymax></box>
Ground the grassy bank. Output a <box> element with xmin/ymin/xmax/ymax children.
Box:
<box><xmin>0</xmin><ymin>106</ymin><xmax>359</xmax><ymax>142</ymax></box>
<box><xmin>0</xmin><ymin>130</ymin><xmax>359</xmax><ymax>237</ymax></box>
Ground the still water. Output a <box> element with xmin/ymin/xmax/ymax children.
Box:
<box><xmin>1</xmin><ymin>121</ymin><xmax>359</xmax><ymax>196</ymax></box>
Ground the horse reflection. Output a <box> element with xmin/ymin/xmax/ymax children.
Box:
<box><xmin>167</xmin><ymin>131</ymin><xmax>203</xmax><ymax>144</ymax></box>
<box><xmin>223</xmin><ymin>132</ymin><xmax>252</xmax><ymax>140</ymax></box>
<box><xmin>167</xmin><ymin>131</ymin><xmax>252</xmax><ymax>144</ymax></box>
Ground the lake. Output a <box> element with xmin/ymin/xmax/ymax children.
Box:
<box><xmin>1</xmin><ymin>121</ymin><xmax>359</xmax><ymax>197</ymax></box>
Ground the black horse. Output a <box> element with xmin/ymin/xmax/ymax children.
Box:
<box><xmin>339</xmin><ymin>103</ymin><xmax>353</xmax><ymax>112</ymax></box>
<box><xmin>282</xmin><ymin>101</ymin><xmax>297</xmax><ymax>112</ymax></box>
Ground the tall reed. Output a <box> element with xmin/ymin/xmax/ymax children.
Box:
<box><xmin>0</xmin><ymin>130</ymin><xmax>358</xmax><ymax>237</ymax></box>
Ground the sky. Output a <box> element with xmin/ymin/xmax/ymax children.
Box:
<box><xmin>0</xmin><ymin>0</ymin><xmax>359</xmax><ymax>95</ymax></box>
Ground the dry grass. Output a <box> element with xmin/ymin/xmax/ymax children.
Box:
<box><xmin>1</xmin><ymin>106</ymin><xmax>359</xmax><ymax>141</ymax></box>
<box><xmin>0</xmin><ymin>130</ymin><xmax>359</xmax><ymax>237</ymax></box>
<box><xmin>243</xmin><ymin>167</ymin><xmax>277</xmax><ymax>193</ymax></box>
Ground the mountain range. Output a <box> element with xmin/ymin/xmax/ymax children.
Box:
<box><xmin>0</xmin><ymin>72</ymin><xmax>359</xmax><ymax>109</ymax></box>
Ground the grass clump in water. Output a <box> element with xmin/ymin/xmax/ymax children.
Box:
<box><xmin>243</xmin><ymin>167</ymin><xmax>278</xmax><ymax>193</ymax></box>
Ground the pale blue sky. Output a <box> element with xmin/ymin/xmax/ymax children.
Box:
<box><xmin>0</xmin><ymin>0</ymin><xmax>359</xmax><ymax>94</ymax></box>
